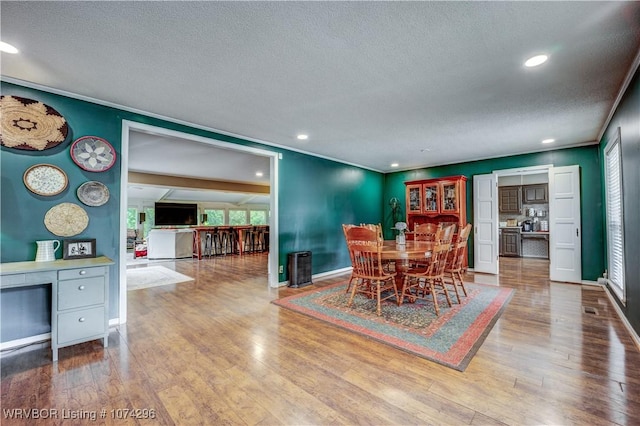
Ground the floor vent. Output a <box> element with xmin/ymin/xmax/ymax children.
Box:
<box><xmin>583</xmin><ymin>306</ymin><xmax>599</xmax><ymax>315</ymax></box>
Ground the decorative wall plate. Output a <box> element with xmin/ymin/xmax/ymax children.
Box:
<box><xmin>70</xmin><ymin>136</ymin><xmax>116</xmax><ymax>172</ymax></box>
<box><xmin>44</xmin><ymin>203</ymin><xmax>89</xmax><ymax>237</ymax></box>
<box><xmin>77</xmin><ymin>181</ymin><xmax>110</xmax><ymax>206</ymax></box>
<box><xmin>0</xmin><ymin>95</ymin><xmax>69</xmax><ymax>150</ymax></box>
<box><xmin>23</xmin><ymin>164</ymin><xmax>68</xmax><ymax>196</ymax></box>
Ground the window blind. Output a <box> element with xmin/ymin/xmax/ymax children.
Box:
<box><xmin>605</xmin><ymin>135</ymin><xmax>625</xmax><ymax>301</ymax></box>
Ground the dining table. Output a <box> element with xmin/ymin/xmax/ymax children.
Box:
<box><xmin>380</xmin><ymin>240</ymin><xmax>435</xmax><ymax>293</ymax></box>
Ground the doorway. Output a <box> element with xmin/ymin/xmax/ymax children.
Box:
<box><xmin>473</xmin><ymin>165</ymin><xmax>582</xmax><ymax>283</ymax></box>
<box><xmin>118</xmin><ymin>120</ymin><xmax>280</xmax><ymax>324</ymax></box>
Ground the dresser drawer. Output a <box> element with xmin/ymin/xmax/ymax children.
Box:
<box><xmin>57</xmin><ymin>306</ymin><xmax>105</xmax><ymax>344</ymax></box>
<box><xmin>58</xmin><ymin>266</ymin><xmax>107</xmax><ymax>281</ymax></box>
<box><xmin>58</xmin><ymin>276</ymin><xmax>105</xmax><ymax>310</ymax></box>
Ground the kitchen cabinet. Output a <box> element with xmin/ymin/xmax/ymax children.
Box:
<box><xmin>500</xmin><ymin>228</ymin><xmax>521</xmax><ymax>257</ymax></box>
<box><xmin>404</xmin><ymin>175</ymin><xmax>467</xmax><ymax>241</ymax></box>
<box><xmin>523</xmin><ymin>184</ymin><xmax>548</xmax><ymax>203</ymax></box>
<box><xmin>499</xmin><ymin>186</ymin><xmax>521</xmax><ymax>213</ymax></box>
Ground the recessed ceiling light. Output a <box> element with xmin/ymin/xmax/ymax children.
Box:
<box><xmin>542</xmin><ymin>138</ymin><xmax>555</xmax><ymax>144</ymax></box>
<box><xmin>297</xmin><ymin>134</ymin><xmax>308</xmax><ymax>140</ymax></box>
<box><xmin>255</xmin><ymin>171</ymin><xmax>264</xmax><ymax>177</ymax></box>
<box><xmin>0</xmin><ymin>41</ymin><xmax>19</xmax><ymax>54</ymax></box>
<box><xmin>390</xmin><ymin>163</ymin><xmax>399</xmax><ymax>168</ymax></box>
<box><xmin>524</xmin><ymin>54</ymin><xmax>548</xmax><ymax>67</ymax></box>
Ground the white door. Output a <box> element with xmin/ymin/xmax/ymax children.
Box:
<box><xmin>549</xmin><ymin>165</ymin><xmax>582</xmax><ymax>283</ymax></box>
<box><xmin>473</xmin><ymin>173</ymin><xmax>498</xmax><ymax>274</ymax></box>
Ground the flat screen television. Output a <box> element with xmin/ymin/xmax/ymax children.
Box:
<box><xmin>154</xmin><ymin>202</ymin><xmax>198</xmax><ymax>226</ymax></box>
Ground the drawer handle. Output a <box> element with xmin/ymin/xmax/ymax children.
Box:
<box><xmin>79</xmin><ymin>270</ymin><xmax>87</xmax><ymax>275</ymax></box>
<box><xmin>78</xmin><ymin>285</ymin><xmax>85</xmax><ymax>291</ymax></box>
<box><xmin>78</xmin><ymin>317</ymin><xmax>86</xmax><ymax>323</ymax></box>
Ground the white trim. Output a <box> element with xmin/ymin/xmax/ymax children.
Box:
<box><xmin>313</xmin><ymin>266</ymin><xmax>352</xmax><ymax>281</ymax></box>
<box><xmin>277</xmin><ymin>266</ymin><xmax>353</xmax><ymax>287</ymax></box>
<box><xmin>0</xmin><ymin>333</ymin><xmax>50</xmax><ymax>352</ymax></box>
<box><xmin>603</xmin><ymin>285</ymin><xmax>640</xmax><ymax>351</ymax></box>
<box><xmin>598</xmin><ymin>48</ymin><xmax>640</xmax><ymax>142</ymax></box>
<box><xmin>1</xmin><ymin>76</ymin><xmax>601</xmax><ymax>174</ymax></box>
<box><xmin>494</xmin><ymin>164</ymin><xmax>553</xmax><ymax>176</ymax></box>
<box><xmin>603</xmin><ymin>130</ymin><xmax>626</xmax><ymax>303</ymax></box>
<box><xmin>0</xmin><ymin>76</ymin><xmax>382</xmax><ymax>173</ymax></box>
<box><xmin>119</xmin><ymin>121</ymin><xmax>281</xmax><ymax>323</ymax></box>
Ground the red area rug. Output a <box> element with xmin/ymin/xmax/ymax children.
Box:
<box><xmin>273</xmin><ymin>281</ymin><xmax>513</xmax><ymax>371</ymax></box>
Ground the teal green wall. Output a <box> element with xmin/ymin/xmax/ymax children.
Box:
<box><xmin>599</xmin><ymin>66</ymin><xmax>640</xmax><ymax>334</ymax></box>
<box><xmin>383</xmin><ymin>145</ymin><xmax>604</xmax><ymax>281</ymax></box>
<box><xmin>279</xmin><ymin>151</ymin><xmax>383</xmax><ymax>272</ymax></box>
<box><xmin>0</xmin><ymin>81</ymin><xmax>383</xmax><ymax>339</ymax></box>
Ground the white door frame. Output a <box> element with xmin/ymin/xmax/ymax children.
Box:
<box><xmin>118</xmin><ymin>120</ymin><xmax>280</xmax><ymax>324</ymax></box>
<box><xmin>480</xmin><ymin>164</ymin><xmax>582</xmax><ymax>282</ymax></box>
<box><xmin>548</xmin><ymin>165</ymin><xmax>582</xmax><ymax>283</ymax></box>
<box><xmin>473</xmin><ymin>173</ymin><xmax>498</xmax><ymax>274</ymax></box>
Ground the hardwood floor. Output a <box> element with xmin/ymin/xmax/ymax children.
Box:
<box><xmin>2</xmin><ymin>254</ymin><xmax>639</xmax><ymax>425</ymax></box>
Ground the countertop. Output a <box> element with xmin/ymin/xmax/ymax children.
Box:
<box><xmin>499</xmin><ymin>227</ymin><xmax>549</xmax><ymax>234</ymax></box>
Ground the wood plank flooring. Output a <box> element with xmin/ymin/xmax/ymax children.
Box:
<box><xmin>2</xmin><ymin>255</ymin><xmax>639</xmax><ymax>425</ymax></box>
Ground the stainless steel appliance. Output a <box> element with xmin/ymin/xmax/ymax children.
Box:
<box><xmin>522</xmin><ymin>220</ymin><xmax>533</xmax><ymax>232</ymax></box>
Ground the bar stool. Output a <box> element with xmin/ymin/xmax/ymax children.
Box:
<box><xmin>254</xmin><ymin>227</ymin><xmax>265</xmax><ymax>252</ymax></box>
<box><xmin>229</xmin><ymin>228</ymin><xmax>239</xmax><ymax>254</ymax></box>
<box><xmin>220</xmin><ymin>227</ymin><xmax>237</xmax><ymax>255</ymax></box>
<box><xmin>244</xmin><ymin>227</ymin><xmax>256</xmax><ymax>254</ymax></box>
<box><xmin>203</xmin><ymin>232</ymin><xmax>214</xmax><ymax>258</ymax></box>
<box><xmin>211</xmin><ymin>228</ymin><xmax>223</xmax><ymax>256</ymax></box>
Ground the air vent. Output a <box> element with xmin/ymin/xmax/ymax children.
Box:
<box><xmin>582</xmin><ymin>306</ymin><xmax>599</xmax><ymax>315</ymax></box>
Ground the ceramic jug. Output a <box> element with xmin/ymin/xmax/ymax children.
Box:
<box><xmin>35</xmin><ymin>240</ymin><xmax>60</xmax><ymax>262</ymax></box>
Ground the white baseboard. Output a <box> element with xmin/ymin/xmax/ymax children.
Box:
<box><xmin>603</xmin><ymin>285</ymin><xmax>640</xmax><ymax>351</ymax></box>
<box><xmin>313</xmin><ymin>266</ymin><xmax>352</xmax><ymax>280</ymax></box>
<box><xmin>278</xmin><ymin>266</ymin><xmax>352</xmax><ymax>288</ymax></box>
<box><xmin>0</xmin><ymin>333</ymin><xmax>51</xmax><ymax>357</ymax></box>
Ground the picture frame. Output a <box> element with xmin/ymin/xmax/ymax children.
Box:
<box><xmin>63</xmin><ymin>238</ymin><xmax>96</xmax><ymax>260</ymax></box>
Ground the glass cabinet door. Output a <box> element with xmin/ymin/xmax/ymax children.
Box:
<box><xmin>441</xmin><ymin>181</ymin><xmax>459</xmax><ymax>213</ymax></box>
<box><xmin>423</xmin><ymin>184</ymin><xmax>439</xmax><ymax>213</ymax></box>
<box><xmin>406</xmin><ymin>184</ymin><xmax>422</xmax><ymax>213</ymax></box>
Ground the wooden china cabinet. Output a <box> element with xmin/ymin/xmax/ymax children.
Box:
<box><xmin>404</xmin><ymin>175</ymin><xmax>468</xmax><ymax>240</ymax></box>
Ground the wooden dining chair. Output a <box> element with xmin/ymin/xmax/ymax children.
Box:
<box><xmin>437</xmin><ymin>224</ymin><xmax>457</xmax><ymax>244</ymax></box>
<box><xmin>444</xmin><ymin>223</ymin><xmax>472</xmax><ymax>302</ymax></box>
<box><xmin>400</xmin><ymin>241</ymin><xmax>452</xmax><ymax>316</ymax></box>
<box><xmin>345</xmin><ymin>226</ymin><xmax>398</xmax><ymax>316</ymax></box>
<box><xmin>342</xmin><ymin>224</ymin><xmax>358</xmax><ymax>293</ymax></box>
<box><xmin>414</xmin><ymin>222</ymin><xmax>441</xmax><ymax>242</ymax></box>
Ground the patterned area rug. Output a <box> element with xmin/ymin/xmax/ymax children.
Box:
<box><xmin>127</xmin><ymin>266</ymin><xmax>194</xmax><ymax>291</ymax></box>
<box><xmin>273</xmin><ymin>281</ymin><xmax>513</xmax><ymax>371</ymax></box>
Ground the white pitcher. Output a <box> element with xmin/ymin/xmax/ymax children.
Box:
<box><xmin>35</xmin><ymin>240</ymin><xmax>60</xmax><ymax>262</ymax></box>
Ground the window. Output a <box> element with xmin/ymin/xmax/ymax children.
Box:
<box><xmin>127</xmin><ymin>208</ymin><xmax>138</xmax><ymax>230</ymax></box>
<box><xmin>142</xmin><ymin>207</ymin><xmax>155</xmax><ymax>239</ymax></box>
<box><xmin>203</xmin><ymin>209</ymin><xmax>224</xmax><ymax>226</ymax></box>
<box><xmin>250</xmin><ymin>210</ymin><xmax>267</xmax><ymax>225</ymax></box>
<box><xmin>604</xmin><ymin>129</ymin><xmax>625</xmax><ymax>302</ymax></box>
<box><xmin>229</xmin><ymin>209</ymin><xmax>247</xmax><ymax>225</ymax></box>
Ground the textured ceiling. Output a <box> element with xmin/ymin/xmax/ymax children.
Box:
<box><xmin>2</xmin><ymin>1</ymin><xmax>640</xmax><ymax>176</ymax></box>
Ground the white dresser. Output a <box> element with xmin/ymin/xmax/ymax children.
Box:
<box><xmin>0</xmin><ymin>256</ymin><xmax>113</xmax><ymax>361</ymax></box>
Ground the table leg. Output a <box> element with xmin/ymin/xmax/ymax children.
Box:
<box><xmin>394</xmin><ymin>259</ymin><xmax>409</xmax><ymax>305</ymax></box>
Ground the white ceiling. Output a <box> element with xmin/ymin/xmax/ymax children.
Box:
<box><xmin>2</xmin><ymin>2</ymin><xmax>640</xmax><ymax>188</ymax></box>
<box><xmin>127</xmin><ymin>130</ymin><xmax>270</xmax><ymax>204</ymax></box>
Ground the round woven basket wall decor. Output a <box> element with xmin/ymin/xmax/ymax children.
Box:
<box><xmin>77</xmin><ymin>181</ymin><xmax>110</xmax><ymax>207</ymax></box>
<box><xmin>44</xmin><ymin>203</ymin><xmax>89</xmax><ymax>237</ymax></box>
<box><xmin>70</xmin><ymin>136</ymin><xmax>116</xmax><ymax>172</ymax></box>
<box><xmin>0</xmin><ymin>95</ymin><xmax>69</xmax><ymax>151</ymax></box>
<box><xmin>23</xmin><ymin>164</ymin><xmax>68</xmax><ymax>196</ymax></box>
